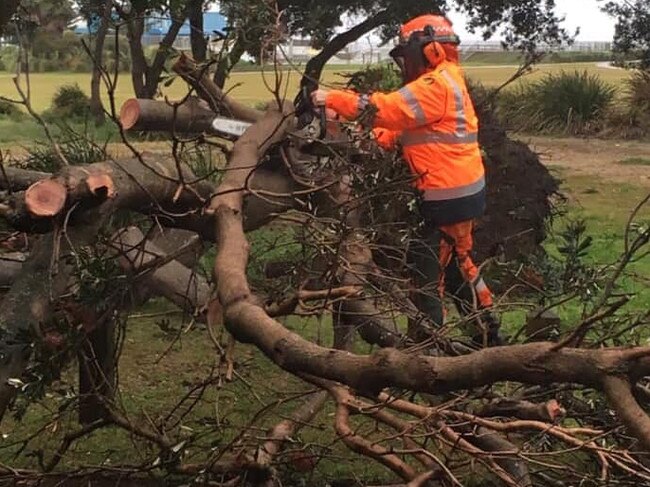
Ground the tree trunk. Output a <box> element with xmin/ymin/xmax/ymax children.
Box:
<box><xmin>189</xmin><ymin>0</ymin><xmax>207</xmax><ymax>62</ymax></box>
<box><xmin>89</xmin><ymin>0</ymin><xmax>114</xmax><ymax>125</ymax></box>
<box><xmin>213</xmin><ymin>39</ymin><xmax>246</xmax><ymax>89</ymax></box>
<box><xmin>302</xmin><ymin>10</ymin><xmax>390</xmax><ymax>83</ymax></box>
<box><xmin>143</xmin><ymin>11</ymin><xmax>188</xmax><ymax>99</ymax></box>
<box><xmin>0</xmin><ymin>0</ymin><xmax>20</xmax><ymax>37</ymax></box>
<box><xmin>78</xmin><ymin>319</ymin><xmax>116</xmax><ymax>424</ymax></box>
<box><xmin>126</xmin><ymin>15</ymin><xmax>147</xmax><ymax>98</ymax></box>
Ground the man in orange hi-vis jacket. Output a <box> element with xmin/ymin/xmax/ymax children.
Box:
<box><xmin>312</xmin><ymin>14</ymin><xmax>503</xmax><ymax>346</ymax></box>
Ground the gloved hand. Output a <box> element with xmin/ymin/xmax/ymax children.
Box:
<box><xmin>311</xmin><ymin>88</ymin><xmax>329</xmax><ymax>107</ymax></box>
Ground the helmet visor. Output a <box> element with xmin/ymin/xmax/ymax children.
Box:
<box><xmin>389</xmin><ymin>45</ymin><xmax>406</xmax><ymax>72</ymax></box>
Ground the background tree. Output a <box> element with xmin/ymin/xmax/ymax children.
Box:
<box><xmin>79</xmin><ymin>0</ymin><xmax>115</xmax><ymax>124</ymax></box>
<box><xmin>188</xmin><ymin>0</ymin><xmax>207</xmax><ymax>62</ymax></box>
<box><xmin>117</xmin><ymin>0</ymin><xmax>191</xmax><ymax>98</ymax></box>
<box><xmin>212</xmin><ymin>0</ymin><xmax>573</xmax><ymax>88</ymax></box>
<box><xmin>0</xmin><ymin>0</ymin><xmax>21</xmax><ymax>37</ymax></box>
<box><xmin>602</xmin><ymin>0</ymin><xmax>650</xmax><ymax>68</ymax></box>
<box><xmin>20</xmin><ymin>0</ymin><xmax>75</xmax><ymax>35</ymax></box>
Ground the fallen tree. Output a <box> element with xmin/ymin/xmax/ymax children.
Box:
<box><xmin>0</xmin><ymin>34</ymin><xmax>648</xmax><ymax>487</ymax></box>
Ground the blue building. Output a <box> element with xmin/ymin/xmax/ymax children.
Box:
<box><xmin>74</xmin><ymin>11</ymin><xmax>227</xmax><ymax>50</ymax></box>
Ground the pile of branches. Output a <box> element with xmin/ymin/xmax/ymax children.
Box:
<box><xmin>0</xmin><ymin>51</ymin><xmax>649</xmax><ymax>487</ymax></box>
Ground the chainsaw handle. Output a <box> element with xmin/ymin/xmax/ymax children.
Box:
<box><xmin>318</xmin><ymin>105</ymin><xmax>327</xmax><ymax>139</ymax></box>
<box><xmin>295</xmin><ymin>77</ymin><xmax>328</xmax><ymax>140</ymax></box>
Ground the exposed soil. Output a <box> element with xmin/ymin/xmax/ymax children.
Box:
<box><xmin>473</xmin><ymin>101</ymin><xmax>560</xmax><ymax>262</ymax></box>
<box><xmin>517</xmin><ymin>136</ymin><xmax>650</xmax><ymax>188</ymax></box>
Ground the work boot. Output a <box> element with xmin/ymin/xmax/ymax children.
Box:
<box><xmin>472</xmin><ymin>311</ymin><xmax>506</xmax><ymax>347</ymax></box>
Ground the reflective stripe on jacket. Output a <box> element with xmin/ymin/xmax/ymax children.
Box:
<box><xmin>326</xmin><ymin>60</ymin><xmax>485</xmax><ymax>208</ymax></box>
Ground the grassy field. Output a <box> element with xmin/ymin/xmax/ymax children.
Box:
<box><xmin>0</xmin><ymin>61</ymin><xmax>632</xmax><ymax>148</ymax></box>
<box><xmin>0</xmin><ymin>62</ymin><xmax>631</xmax><ymax>115</ymax></box>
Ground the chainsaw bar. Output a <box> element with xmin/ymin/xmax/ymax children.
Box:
<box><xmin>211</xmin><ymin>116</ymin><xmax>252</xmax><ymax>137</ymax></box>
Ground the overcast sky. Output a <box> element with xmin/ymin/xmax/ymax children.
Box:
<box><xmin>446</xmin><ymin>0</ymin><xmax>615</xmax><ymax>42</ymax></box>
<box><xmin>209</xmin><ymin>0</ymin><xmax>617</xmax><ymax>43</ymax></box>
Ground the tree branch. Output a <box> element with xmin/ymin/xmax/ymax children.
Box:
<box><xmin>303</xmin><ymin>10</ymin><xmax>390</xmax><ymax>83</ymax></box>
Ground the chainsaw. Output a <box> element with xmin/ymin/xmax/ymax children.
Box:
<box><xmin>210</xmin><ymin>80</ymin><xmax>328</xmax><ymax>143</ymax></box>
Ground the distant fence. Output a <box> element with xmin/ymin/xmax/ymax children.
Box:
<box><xmin>459</xmin><ymin>41</ymin><xmax>613</xmax><ymax>52</ymax></box>
<box><xmin>278</xmin><ymin>40</ymin><xmax>614</xmax><ymax>65</ymax></box>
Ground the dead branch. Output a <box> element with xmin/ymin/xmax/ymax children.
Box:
<box><xmin>255</xmin><ymin>390</ymin><xmax>328</xmax><ymax>468</ymax></box>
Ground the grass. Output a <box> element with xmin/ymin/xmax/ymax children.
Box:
<box><xmin>0</xmin><ymin>62</ymin><xmax>631</xmax><ymax>114</ymax></box>
<box><xmin>0</xmin><ymin>62</ymin><xmax>632</xmax><ymax>148</ymax></box>
<box><xmin>618</xmin><ymin>156</ymin><xmax>650</xmax><ymax>166</ymax></box>
<box><xmin>1</xmin><ymin>167</ymin><xmax>647</xmax><ymax>484</ymax></box>
<box><xmin>0</xmin><ymin>60</ymin><xmax>645</xmax><ymax>484</ymax></box>
<box><xmin>541</xmin><ymin>171</ymin><xmax>650</xmax><ymax>325</ymax></box>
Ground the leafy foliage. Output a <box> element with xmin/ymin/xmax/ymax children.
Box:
<box><xmin>179</xmin><ymin>142</ymin><xmax>225</xmax><ymax>184</ymax></box>
<box><xmin>498</xmin><ymin>70</ymin><xmax>616</xmax><ymax>135</ymax></box>
<box><xmin>0</xmin><ymin>99</ymin><xmax>22</xmax><ymax>118</ymax></box>
<box><xmin>17</xmin><ymin>0</ymin><xmax>76</xmax><ymax>35</ymax></box>
<box><xmin>280</xmin><ymin>0</ymin><xmax>572</xmax><ymax>53</ymax></box>
<box><xmin>49</xmin><ymin>83</ymin><xmax>91</xmax><ymax>119</ymax></box>
<box><xmin>603</xmin><ymin>0</ymin><xmax>650</xmax><ymax>68</ymax></box>
<box><xmin>24</xmin><ymin>126</ymin><xmax>108</xmax><ymax>172</ymax></box>
<box><xmin>343</xmin><ymin>63</ymin><xmax>402</xmax><ymax>93</ymax></box>
<box><xmin>624</xmin><ymin>70</ymin><xmax>650</xmax><ymax>134</ymax></box>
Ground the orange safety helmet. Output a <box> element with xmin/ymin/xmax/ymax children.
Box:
<box><xmin>390</xmin><ymin>14</ymin><xmax>460</xmax><ymax>82</ymax></box>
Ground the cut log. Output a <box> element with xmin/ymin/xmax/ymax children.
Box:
<box><xmin>3</xmin><ymin>157</ymin><xmax>301</xmax><ymax>240</ymax></box>
<box><xmin>0</xmin><ymin>167</ymin><xmax>52</xmax><ymax>192</ymax></box>
<box><xmin>120</xmin><ymin>97</ymin><xmax>218</xmax><ymax>134</ymax></box>
<box><xmin>24</xmin><ymin>179</ymin><xmax>67</xmax><ymax>217</ymax></box>
<box><xmin>86</xmin><ymin>173</ymin><xmax>116</xmax><ymax>199</ymax></box>
<box><xmin>113</xmin><ymin>226</ymin><xmax>211</xmax><ymax>320</ymax></box>
<box><xmin>0</xmin><ymin>253</ymin><xmax>23</xmax><ymax>288</ymax></box>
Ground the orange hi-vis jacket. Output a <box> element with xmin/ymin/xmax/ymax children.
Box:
<box><xmin>325</xmin><ymin>60</ymin><xmax>486</xmax><ymax>226</ymax></box>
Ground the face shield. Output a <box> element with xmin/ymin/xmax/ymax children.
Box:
<box><xmin>389</xmin><ymin>38</ymin><xmax>428</xmax><ymax>83</ymax></box>
<box><xmin>390</xmin><ymin>25</ymin><xmax>461</xmax><ymax>83</ymax></box>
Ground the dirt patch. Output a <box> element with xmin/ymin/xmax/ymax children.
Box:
<box><xmin>516</xmin><ymin>136</ymin><xmax>650</xmax><ymax>188</ymax></box>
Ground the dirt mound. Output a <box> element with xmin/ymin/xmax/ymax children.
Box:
<box><xmin>474</xmin><ymin>94</ymin><xmax>559</xmax><ymax>261</ymax></box>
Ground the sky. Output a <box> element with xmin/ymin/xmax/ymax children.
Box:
<box><xmin>208</xmin><ymin>0</ymin><xmax>617</xmax><ymax>43</ymax></box>
<box><xmin>446</xmin><ymin>0</ymin><xmax>616</xmax><ymax>42</ymax></box>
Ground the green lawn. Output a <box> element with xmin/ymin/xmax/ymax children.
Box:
<box><xmin>1</xmin><ymin>166</ymin><xmax>647</xmax><ymax>484</ymax></box>
<box><xmin>0</xmin><ymin>62</ymin><xmax>630</xmax><ymax>115</ymax></box>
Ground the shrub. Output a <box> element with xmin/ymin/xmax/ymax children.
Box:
<box><xmin>24</xmin><ymin>127</ymin><xmax>108</xmax><ymax>172</ymax></box>
<box><xmin>0</xmin><ymin>99</ymin><xmax>22</xmax><ymax>118</ymax></box>
<box><xmin>0</xmin><ymin>45</ymin><xmax>19</xmax><ymax>72</ymax></box>
<box><xmin>49</xmin><ymin>83</ymin><xmax>91</xmax><ymax>120</ymax></box>
<box><xmin>498</xmin><ymin>70</ymin><xmax>617</xmax><ymax>135</ymax></box>
<box><xmin>343</xmin><ymin>63</ymin><xmax>402</xmax><ymax>92</ymax></box>
<box><xmin>626</xmin><ymin>70</ymin><xmax>650</xmax><ymax>130</ymax></box>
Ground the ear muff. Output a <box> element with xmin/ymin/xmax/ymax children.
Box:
<box><xmin>423</xmin><ymin>41</ymin><xmax>446</xmax><ymax>67</ymax></box>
